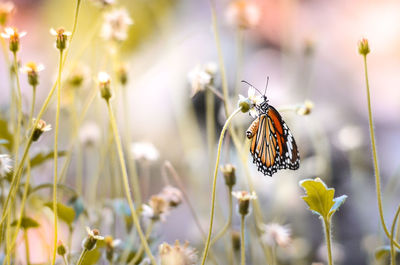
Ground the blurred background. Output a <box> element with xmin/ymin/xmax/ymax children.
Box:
<box><xmin>1</xmin><ymin>0</ymin><xmax>400</xmax><ymax>264</ymax></box>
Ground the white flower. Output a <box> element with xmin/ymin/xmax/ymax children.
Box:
<box><xmin>21</xmin><ymin>62</ymin><xmax>45</xmax><ymax>74</ymax></box>
<box><xmin>159</xmin><ymin>240</ymin><xmax>198</xmax><ymax>265</ymax></box>
<box><xmin>238</xmin><ymin>87</ymin><xmax>263</xmax><ymax>117</ymax></box>
<box><xmin>130</xmin><ymin>142</ymin><xmax>159</xmax><ymax>161</ymax></box>
<box><xmin>79</xmin><ymin>122</ymin><xmax>101</xmax><ymax>146</ymax></box>
<box><xmin>261</xmin><ymin>223</ymin><xmax>291</xmax><ymax>247</ymax></box>
<box><xmin>101</xmin><ymin>8</ymin><xmax>133</xmax><ymax>42</ymax></box>
<box><xmin>141</xmin><ymin>195</ymin><xmax>170</xmax><ymax>222</ymax></box>
<box><xmin>0</xmin><ymin>154</ymin><xmax>12</xmax><ymax>177</ymax></box>
<box><xmin>97</xmin><ymin>71</ymin><xmax>111</xmax><ymax>84</ymax></box>
<box><xmin>187</xmin><ymin>62</ymin><xmax>218</xmax><ymax>97</ymax></box>
<box><xmin>226</xmin><ymin>0</ymin><xmax>261</xmax><ymax>29</ymax></box>
<box><xmin>232</xmin><ymin>190</ymin><xmax>257</xmax><ymax>201</ymax></box>
<box><xmin>160</xmin><ymin>185</ymin><xmax>183</xmax><ymax>207</ymax></box>
<box><xmin>86</xmin><ymin>226</ymin><xmax>105</xmax><ymax>240</ymax></box>
<box><xmin>1</xmin><ymin>27</ymin><xmax>26</xmax><ymax>39</ymax></box>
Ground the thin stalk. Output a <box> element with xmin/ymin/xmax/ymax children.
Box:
<box><xmin>323</xmin><ymin>218</ymin><xmax>333</xmax><ymax>265</ymax></box>
<box><xmin>12</xmin><ymin>52</ymin><xmax>22</xmax><ymax>165</ymax></box>
<box><xmin>206</xmin><ymin>85</ymin><xmax>224</xmax><ymax>101</ymax></box>
<box><xmin>210</xmin><ymin>186</ymin><xmax>233</xmax><ymax>246</ymax></box>
<box><xmin>51</xmin><ymin>49</ymin><xmax>64</xmax><ymax>265</ymax></box>
<box><xmin>76</xmin><ymin>249</ymin><xmax>88</xmax><ymax>265</ymax></box>
<box><xmin>362</xmin><ymin>55</ymin><xmax>400</xmax><ymax>248</ymax></box>
<box><xmin>390</xmin><ymin>205</ymin><xmax>400</xmax><ymax>265</ymax></box>
<box><xmin>105</xmin><ymin>100</ymin><xmax>157</xmax><ymax>265</ymax></box>
<box><xmin>28</xmin><ymin>85</ymin><xmax>36</xmax><ymax>126</ymax></box>
<box><xmin>200</xmin><ymin>108</ymin><xmax>242</xmax><ymax>265</ymax></box>
<box><xmin>234</xmin><ymin>29</ymin><xmax>244</xmax><ymax>97</ymax></box>
<box><xmin>240</xmin><ymin>214</ymin><xmax>246</xmax><ymax>265</ymax></box>
<box><xmin>62</xmin><ymin>255</ymin><xmax>69</xmax><ymax>265</ymax></box>
<box><xmin>24</xmin><ymin>229</ymin><xmax>30</xmax><ymax>265</ymax></box>
<box><xmin>130</xmin><ymin>221</ymin><xmax>154</xmax><ymax>264</ymax></box>
<box><xmin>206</xmin><ymin>88</ymin><xmax>216</xmax><ymax>172</ymax></box>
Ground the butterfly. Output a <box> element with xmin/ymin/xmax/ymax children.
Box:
<box><xmin>243</xmin><ymin>78</ymin><xmax>300</xmax><ymax>176</ymax></box>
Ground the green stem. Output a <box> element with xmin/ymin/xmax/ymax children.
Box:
<box><xmin>28</xmin><ymin>85</ymin><xmax>36</xmax><ymax>127</ymax></box>
<box><xmin>362</xmin><ymin>55</ymin><xmax>400</xmax><ymax>248</ymax></box>
<box><xmin>200</xmin><ymin>108</ymin><xmax>242</xmax><ymax>265</ymax></box>
<box><xmin>105</xmin><ymin>100</ymin><xmax>157</xmax><ymax>265</ymax></box>
<box><xmin>323</xmin><ymin>218</ymin><xmax>333</xmax><ymax>265</ymax></box>
<box><xmin>130</xmin><ymin>221</ymin><xmax>154</xmax><ymax>264</ymax></box>
<box><xmin>12</xmin><ymin>52</ymin><xmax>22</xmax><ymax>165</ymax></box>
<box><xmin>390</xmin><ymin>205</ymin><xmax>400</xmax><ymax>265</ymax></box>
<box><xmin>240</xmin><ymin>214</ymin><xmax>246</xmax><ymax>265</ymax></box>
<box><xmin>62</xmin><ymin>255</ymin><xmax>69</xmax><ymax>265</ymax></box>
<box><xmin>210</xmin><ymin>186</ymin><xmax>233</xmax><ymax>246</ymax></box>
<box><xmin>51</xmin><ymin>49</ymin><xmax>63</xmax><ymax>265</ymax></box>
<box><xmin>206</xmin><ymin>88</ymin><xmax>216</xmax><ymax>171</ymax></box>
<box><xmin>24</xmin><ymin>229</ymin><xmax>30</xmax><ymax>265</ymax></box>
<box><xmin>76</xmin><ymin>249</ymin><xmax>88</xmax><ymax>265</ymax></box>
<box><xmin>234</xmin><ymin>29</ymin><xmax>244</xmax><ymax>97</ymax></box>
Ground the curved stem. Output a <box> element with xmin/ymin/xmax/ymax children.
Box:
<box><xmin>210</xmin><ymin>186</ymin><xmax>232</xmax><ymax>246</ymax></box>
<box><xmin>106</xmin><ymin>100</ymin><xmax>157</xmax><ymax>265</ymax></box>
<box><xmin>390</xmin><ymin>205</ymin><xmax>400</xmax><ymax>265</ymax></box>
<box><xmin>130</xmin><ymin>221</ymin><xmax>154</xmax><ymax>264</ymax></box>
<box><xmin>12</xmin><ymin>52</ymin><xmax>22</xmax><ymax>165</ymax></box>
<box><xmin>200</xmin><ymin>108</ymin><xmax>242</xmax><ymax>265</ymax></box>
<box><xmin>51</xmin><ymin>49</ymin><xmax>63</xmax><ymax>265</ymax></box>
<box><xmin>76</xmin><ymin>249</ymin><xmax>88</xmax><ymax>265</ymax></box>
<box><xmin>362</xmin><ymin>55</ymin><xmax>400</xmax><ymax>248</ymax></box>
<box><xmin>323</xmin><ymin>218</ymin><xmax>333</xmax><ymax>265</ymax></box>
<box><xmin>240</xmin><ymin>214</ymin><xmax>246</xmax><ymax>265</ymax></box>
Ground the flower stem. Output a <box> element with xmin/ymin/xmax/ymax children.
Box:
<box><xmin>240</xmin><ymin>214</ymin><xmax>246</xmax><ymax>265</ymax></box>
<box><xmin>51</xmin><ymin>49</ymin><xmax>63</xmax><ymax>265</ymax></box>
<box><xmin>62</xmin><ymin>255</ymin><xmax>69</xmax><ymax>265</ymax></box>
<box><xmin>12</xmin><ymin>52</ymin><xmax>22</xmax><ymax>165</ymax></box>
<box><xmin>105</xmin><ymin>100</ymin><xmax>157</xmax><ymax>265</ymax></box>
<box><xmin>28</xmin><ymin>85</ymin><xmax>36</xmax><ymax>127</ymax></box>
<box><xmin>130</xmin><ymin>221</ymin><xmax>154</xmax><ymax>264</ymax></box>
<box><xmin>210</xmin><ymin>186</ymin><xmax>233</xmax><ymax>246</ymax></box>
<box><xmin>24</xmin><ymin>229</ymin><xmax>30</xmax><ymax>265</ymax></box>
<box><xmin>362</xmin><ymin>55</ymin><xmax>400</xmax><ymax>248</ymax></box>
<box><xmin>76</xmin><ymin>249</ymin><xmax>88</xmax><ymax>265</ymax></box>
<box><xmin>323</xmin><ymin>218</ymin><xmax>333</xmax><ymax>265</ymax></box>
<box><xmin>200</xmin><ymin>107</ymin><xmax>242</xmax><ymax>265</ymax></box>
<box><xmin>390</xmin><ymin>205</ymin><xmax>400</xmax><ymax>265</ymax></box>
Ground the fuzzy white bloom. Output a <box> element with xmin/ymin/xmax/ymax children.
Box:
<box><xmin>21</xmin><ymin>62</ymin><xmax>45</xmax><ymax>74</ymax></box>
<box><xmin>0</xmin><ymin>154</ymin><xmax>12</xmax><ymax>177</ymax></box>
<box><xmin>159</xmin><ymin>240</ymin><xmax>198</xmax><ymax>265</ymax></box>
<box><xmin>261</xmin><ymin>223</ymin><xmax>291</xmax><ymax>247</ymax></box>
<box><xmin>238</xmin><ymin>87</ymin><xmax>263</xmax><ymax>118</ymax></box>
<box><xmin>86</xmin><ymin>226</ymin><xmax>105</xmax><ymax>240</ymax></box>
<box><xmin>160</xmin><ymin>185</ymin><xmax>183</xmax><ymax>207</ymax></box>
<box><xmin>232</xmin><ymin>190</ymin><xmax>257</xmax><ymax>201</ymax></box>
<box><xmin>101</xmin><ymin>8</ymin><xmax>133</xmax><ymax>42</ymax></box>
<box><xmin>97</xmin><ymin>71</ymin><xmax>111</xmax><ymax>84</ymax></box>
<box><xmin>131</xmin><ymin>142</ymin><xmax>159</xmax><ymax>161</ymax></box>
<box><xmin>187</xmin><ymin>62</ymin><xmax>218</xmax><ymax>97</ymax></box>
<box><xmin>141</xmin><ymin>195</ymin><xmax>170</xmax><ymax>222</ymax></box>
<box><xmin>79</xmin><ymin>122</ymin><xmax>101</xmax><ymax>146</ymax></box>
<box><xmin>1</xmin><ymin>27</ymin><xmax>26</xmax><ymax>39</ymax></box>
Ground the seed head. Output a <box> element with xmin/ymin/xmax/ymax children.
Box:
<box><xmin>32</xmin><ymin>119</ymin><xmax>52</xmax><ymax>142</ymax></box>
<box><xmin>358</xmin><ymin>38</ymin><xmax>370</xmax><ymax>56</ymax></box>
<box><xmin>220</xmin><ymin>164</ymin><xmax>236</xmax><ymax>187</ymax></box>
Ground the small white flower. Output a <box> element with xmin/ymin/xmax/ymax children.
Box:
<box><xmin>21</xmin><ymin>62</ymin><xmax>45</xmax><ymax>74</ymax></box>
<box><xmin>226</xmin><ymin>0</ymin><xmax>261</xmax><ymax>29</ymax></box>
<box><xmin>159</xmin><ymin>240</ymin><xmax>198</xmax><ymax>265</ymax></box>
<box><xmin>238</xmin><ymin>87</ymin><xmax>263</xmax><ymax>117</ymax></box>
<box><xmin>101</xmin><ymin>8</ymin><xmax>133</xmax><ymax>42</ymax></box>
<box><xmin>261</xmin><ymin>223</ymin><xmax>291</xmax><ymax>247</ymax></box>
<box><xmin>1</xmin><ymin>27</ymin><xmax>26</xmax><ymax>39</ymax></box>
<box><xmin>130</xmin><ymin>142</ymin><xmax>159</xmax><ymax>161</ymax></box>
<box><xmin>97</xmin><ymin>71</ymin><xmax>111</xmax><ymax>84</ymax></box>
<box><xmin>86</xmin><ymin>226</ymin><xmax>105</xmax><ymax>240</ymax></box>
<box><xmin>187</xmin><ymin>62</ymin><xmax>218</xmax><ymax>97</ymax></box>
<box><xmin>79</xmin><ymin>122</ymin><xmax>101</xmax><ymax>146</ymax></box>
<box><xmin>232</xmin><ymin>190</ymin><xmax>257</xmax><ymax>201</ymax></box>
<box><xmin>0</xmin><ymin>154</ymin><xmax>12</xmax><ymax>177</ymax></box>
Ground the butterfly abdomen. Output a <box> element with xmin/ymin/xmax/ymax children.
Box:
<box><xmin>246</xmin><ymin>117</ymin><xmax>260</xmax><ymax>139</ymax></box>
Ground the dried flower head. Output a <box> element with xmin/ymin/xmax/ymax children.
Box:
<box><xmin>32</xmin><ymin>119</ymin><xmax>52</xmax><ymax>141</ymax></box>
<box><xmin>130</xmin><ymin>142</ymin><xmax>159</xmax><ymax>161</ymax></box>
<box><xmin>1</xmin><ymin>27</ymin><xmax>26</xmax><ymax>53</ymax></box>
<box><xmin>82</xmin><ymin>227</ymin><xmax>104</xmax><ymax>251</ymax></box>
<box><xmin>50</xmin><ymin>28</ymin><xmax>71</xmax><ymax>51</ymax></box>
<box><xmin>159</xmin><ymin>240</ymin><xmax>198</xmax><ymax>265</ymax></box>
<box><xmin>101</xmin><ymin>8</ymin><xmax>133</xmax><ymax>42</ymax></box>
<box><xmin>21</xmin><ymin>62</ymin><xmax>44</xmax><ymax>87</ymax></box>
<box><xmin>261</xmin><ymin>223</ymin><xmax>291</xmax><ymax>247</ymax></box>
<box><xmin>57</xmin><ymin>240</ymin><xmax>67</xmax><ymax>256</ymax></box>
<box><xmin>226</xmin><ymin>0</ymin><xmax>260</xmax><ymax>29</ymax></box>
<box><xmin>0</xmin><ymin>2</ymin><xmax>15</xmax><ymax>26</ymax></box>
<box><xmin>79</xmin><ymin>121</ymin><xmax>101</xmax><ymax>146</ymax></box>
<box><xmin>159</xmin><ymin>185</ymin><xmax>183</xmax><ymax>207</ymax></box>
<box><xmin>358</xmin><ymin>38</ymin><xmax>370</xmax><ymax>56</ymax></box>
<box><xmin>97</xmin><ymin>71</ymin><xmax>112</xmax><ymax>100</ymax></box>
<box><xmin>238</xmin><ymin>87</ymin><xmax>263</xmax><ymax>117</ymax></box>
<box><xmin>0</xmin><ymin>154</ymin><xmax>12</xmax><ymax>177</ymax></box>
<box><xmin>142</xmin><ymin>195</ymin><xmax>170</xmax><ymax>222</ymax></box>
<box><xmin>296</xmin><ymin>100</ymin><xmax>314</xmax><ymax>116</ymax></box>
<box><xmin>220</xmin><ymin>164</ymin><xmax>236</xmax><ymax>187</ymax></box>
<box><xmin>232</xmin><ymin>190</ymin><xmax>257</xmax><ymax>216</ymax></box>
<box><xmin>104</xmin><ymin>236</ymin><xmax>121</xmax><ymax>262</ymax></box>
<box><xmin>187</xmin><ymin>62</ymin><xmax>218</xmax><ymax>97</ymax></box>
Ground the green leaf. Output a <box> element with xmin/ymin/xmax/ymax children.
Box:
<box><xmin>11</xmin><ymin>217</ymin><xmax>40</xmax><ymax>229</ymax></box>
<box><xmin>0</xmin><ymin>119</ymin><xmax>13</xmax><ymax>151</ymax></box>
<box><xmin>299</xmin><ymin>178</ymin><xmax>347</xmax><ymax>220</ymax></box>
<box><xmin>81</xmin><ymin>248</ymin><xmax>101</xmax><ymax>265</ymax></box>
<box><xmin>30</xmin><ymin>150</ymin><xmax>67</xmax><ymax>168</ymax></box>
<box><xmin>44</xmin><ymin>202</ymin><xmax>75</xmax><ymax>225</ymax></box>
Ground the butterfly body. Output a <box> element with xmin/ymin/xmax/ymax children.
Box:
<box><xmin>247</xmin><ymin>96</ymin><xmax>300</xmax><ymax>176</ymax></box>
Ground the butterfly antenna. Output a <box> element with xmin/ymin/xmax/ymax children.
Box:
<box><xmin>241</xmin><ymin>80</ymin><xmax>263</xmax><ymax>95</ymax></box>
<box><xmin>264</xmin><ymin>76</ymin><xmax>269</xmax><ymax>96</ymax></box>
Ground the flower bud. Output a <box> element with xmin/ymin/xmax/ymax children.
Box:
<box><xmin>82</xmin><ymin>227</ymin><xmax>104</xmax><ymax>251</ymax></box>
<box><xmin>221</xmin><ymin>164</ymin><xmax>236</xmax><ymax>187</ymax></box>
<box><xmin>32</xmin><ymin>119</ymin><xmax>51</xmax><ymax>142</ymax></box>
<box><xmin>117</xmin><ymin>63</ymin><xmax>128</xmax><ymax>86</ymax></box>
<box><xmin>50</xmin><ymin>28</ymin><xmax>71</xmax><ymax>51</ymax></box>
<box><xmin>231</xmin><ymin>231</ymin><xmax>241</xmax><ymax>252</ymax></box>
<box><xmin>0</xmin><ymin>2</ymin><xmax>15</xmax><ymax>26</ymax></box>
<box><xmin>57</xmin><ymin>240</ymin><xmax>67</xmax><ymax>256</ymax></box>
<box><xmin>21</xmin><ymin>62</ymin><xmax>44</xmax><ymax>87</ymax></box>
<box><xmin>232</xmin><ymin>191</ymin><xmax>257</xmax><ymax>216</ymax></box>
<box><xmin>238</xmin><ymin>97</ymin><xmax>252</xmax><ymax>113</ymax></box>
<box><xmin>1</xmin><ymin>27</ymin><xmax>26</xmax><ymax>53</ymax></box>
<box><xmin>97</xmin><ymin>72</ymin><xmax>112</xmax><ymax>101</ymax></box>
<box><xmin>358</xmin><ymin>38</ymin><xmax>370</xmax><ymax>56</ymax></box>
